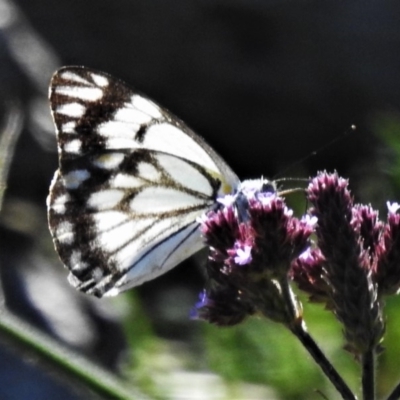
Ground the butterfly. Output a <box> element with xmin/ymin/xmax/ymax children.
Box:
<box><xmin>47</xmin><ymin>66</ymin><xmax>273</xmax><ymax>298</ymax></box>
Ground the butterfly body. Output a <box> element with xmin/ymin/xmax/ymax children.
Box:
<box><xmin>48</xmin><ymin>66</ymin><xmax>245</xmax><ymax>297</ymax></box>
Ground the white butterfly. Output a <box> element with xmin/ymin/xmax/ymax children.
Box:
<box><xmin>47</xmin><ymin>66</ymin><xmax>270</xmax><ymax>297</ymax></box>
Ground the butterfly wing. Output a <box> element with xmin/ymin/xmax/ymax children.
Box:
<box><xmin>47</xmin><ymin>66</ymin><xmax>239</xmax><ymax>297</ymax></box>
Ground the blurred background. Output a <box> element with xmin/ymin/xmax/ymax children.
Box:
<box><xmin>1</xmin><ymin>0</ymin><xmax>400</xmax><ymax>399</ymax></box>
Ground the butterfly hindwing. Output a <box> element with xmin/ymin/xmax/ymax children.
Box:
<box><xmin>48</xmin><ymin>66</ymin><xmax>239</xmax><ymax>297</ymax></box>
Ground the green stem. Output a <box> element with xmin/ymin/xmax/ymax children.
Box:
<box><xmin>0</xmin><ymin>309</ymin><xmax>149</xmax><ymax>400</ymax></box>
<box><xmin>290</xmin><ymin>318</ymin><xmax>356</xmax><ymax>400</ymax></box>
<box><xmin>279</xmin><ymin>277</ymin><xmax>299</xmax><ymax>325</ymax></box>
<box><xmin>361</xmin><ymin>349</ymin><xmax>375</xmax><ymax>400</ymax></box>
<box><xmin>386</xmin><ymin>382</ymin><xmax>400</xmax><ymax>400</ymax></box>
<box><xmin>278</xmin><ymin>278</ymin><xmax>356</xmax><ymax>399</ymax></box>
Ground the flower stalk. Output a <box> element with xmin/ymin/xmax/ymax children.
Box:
<box><xmin>361</xmin><ymin>349</ymin><xmax>375</xmax><ymax>400</ymax></box>
<box><xmin>291</xmin><ymin>321</ymin><xmax>357</xmax><ymax>400</ymax></box>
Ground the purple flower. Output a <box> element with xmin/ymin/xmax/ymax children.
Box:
<box><xmin>194</xmin><ymin>179</ymin><xmax>312</xmax><ymax>326</ymax></box>
<box><xmin>387</xmin><ymin>201</ymin><xmax>400</xmax><ymax>215</ymax></box>
<box><xmin>297</xmin><ymin>171</ymin><xmax>384</xmax><ymax>354</ymax></box>
<box><xmin>300</xmin><ymin>214</ymin><xmax>318</xmax><ymax>228</ymax></box>
<box><xmin>353</xmin><ymin>204</ymin><xmax>383</xmax><ymax>258</ymax></box>
<box><xmin>233</xmin><ymin>243</ymin><xmax>253</xmax><ymax>265</ymax></box>
<box><xmin>290</xmin><ymin>248</ymin><xmax>329</xmax><ymax>303</ymax></box>
<box><xmin>190</xmin><ymin>287</ymin><xmax>256</xmax><ymax>326</ymax></box>
<box><xmin>217</xmin><ymin>194</ymin><xmax>236</xmax><ymax>207</ymax></box>
<box><xmin>374</xmin><ymin>203</ymin><xmax>400</xmax><ymax>295</ymax></box>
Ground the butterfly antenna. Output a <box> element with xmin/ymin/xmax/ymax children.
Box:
<box><xmin>274</xmin><ymin>124</ymin><xmax>356</xmax><ymax>179</ymax></box>
<box><xmin>273</xmin><ymin>177</ymin><xmax>308</xmax><ymax>196</ymax></box>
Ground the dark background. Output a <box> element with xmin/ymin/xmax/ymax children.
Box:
<box><xmin>1</xmin><ymin>1</ymin><xmax>400</xmax><ymax>399</ymax></box>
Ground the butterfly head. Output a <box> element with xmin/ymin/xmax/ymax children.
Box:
<box><xmin>214</xmin><ymin>178</ymin><xmax>277</xmax><ymax>223</ymax></box>
<box><xmin>237</xmin><ymin>178</ymin><xmax>277</xmax><ymax>196</ymax></box>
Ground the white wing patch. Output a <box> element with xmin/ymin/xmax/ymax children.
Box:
<box><xmin>55</xmin><ymin>86</ymin><xmax>104</xmax><ymax>101</ymax></box>
<box><xmin>130</xmin><ymin>95</ymin><xmax>163</xmax><ymax>118</ymax></box>
<box><xmin>88</xmin><ymin>189</ymin><xmax>125</xmax><ymax>210</ymax></box>
<box><xmin>98</xmin><ymin>219</ymin><xmax>152</xmax><ymax>254</ymax></box>
<box><xmin>57</xmin><ymin>103</ymin><xmax>86</xmax><ymax>118</ymax></box>
<box><xmin>90</xmin><ymin>73</ymin><xmax>109</xmax><ymax>87</ymax></box>
<box><xmin>48</xmin><ymin>66</ymin><xmax>240</xmax><ymax>297</ymax></box>
<box><xmin>129</xmin><ymin>187</ymin><xmax>206</xmax><ymax>213</ymax></box>
<box><xmin>59</xmin><ymin>71</ymin><xmax>91</xmax><ymax>85</ymax></box>
<box><xmin>137</xmin><ymin>162</ymin><xmax>162</xmax><ymax>181</ymax></box>
<box><xmin>61</xmin><ymin>122</ymin><xmax>77</xmax><ymax>134</ymax></box>
<box><xmin>55</xmin><ymin>221</ymin><xmax>74</xmax><ymax>244</ymax></box>
<box><xmin>144</xmin><ymin>123</ymin><xmax>219</xmax><ymax>172</ymax></box>
<box><xmin>156</xmin><ymin>153</ymin><xmax>213</xmax><ymax>195</ymax></box>
<box><xmin>49</xmin><ymin>191</ymin><xmax>70</xmax><ymax>214</ymax></box>
<box><xmin>93</xmin><ymin>211</ymin><xmax>129</xmax><ymax>231</ymax></box>
<box><xmin>93</xmin><ymin>153</ymin><xmax>125</xmax><ymax>169</ymax></box>
<box><xmin>63</xmin><ymin>170</ymin><xmax>91</xmax><ymax>189</ymax></box>
<box><xmin>64</xmin><ymin>139</ymin><xmax>82</xmax><ymax>154</ymax></box>
<box><xmin>70</xmin><ymin>250</ymin><xmax>89</xmax><ymax>271</ymax></box>
<box><xmin>98</xmin><ymin>121</ymin><xmax>140</xmax><ymax>139</ymax></box>
<box><xmin>109</xmin><ymin>173</ymin><xmax>142</xmax><ymax>188</ymax></box>
<box><xmin>114</xmin><ymin>107</ymin><xmax>153</xmax><ymax>124</ymax></box>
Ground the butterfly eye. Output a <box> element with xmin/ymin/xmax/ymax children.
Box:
<box><xmin>260</xmin><ymin>181</ymin><xmax>276</xmax><ymax>193</ymax></box>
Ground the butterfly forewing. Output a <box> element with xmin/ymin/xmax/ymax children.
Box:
<box><xmin>48</xmin><ymin>66</ymin><xmax>239</xmax><ymax>297</ymax></box>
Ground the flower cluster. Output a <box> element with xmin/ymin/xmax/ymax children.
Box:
<box><xmin>192</xmin><ymin>171</ymin><xmax>400</xmax><ymax>357</ymax></box>
<box><xmin>192</xmin><ymin>171</ymin><xmax>400</xmax><ymax>355</ymax></box>
<box><xmin>192</xmin><ymin>179</ymin><xmax>315</xmax><ymax>327</ymax></box>
<box><xmin>189</xmin><ymin>170</ymin><xmax>400</xmax><ymax>398</ymax></box>
<box><xmin>291</xmin><ymin>172</ymin><xmax>394</xmax><ymax>355</ymax></box>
